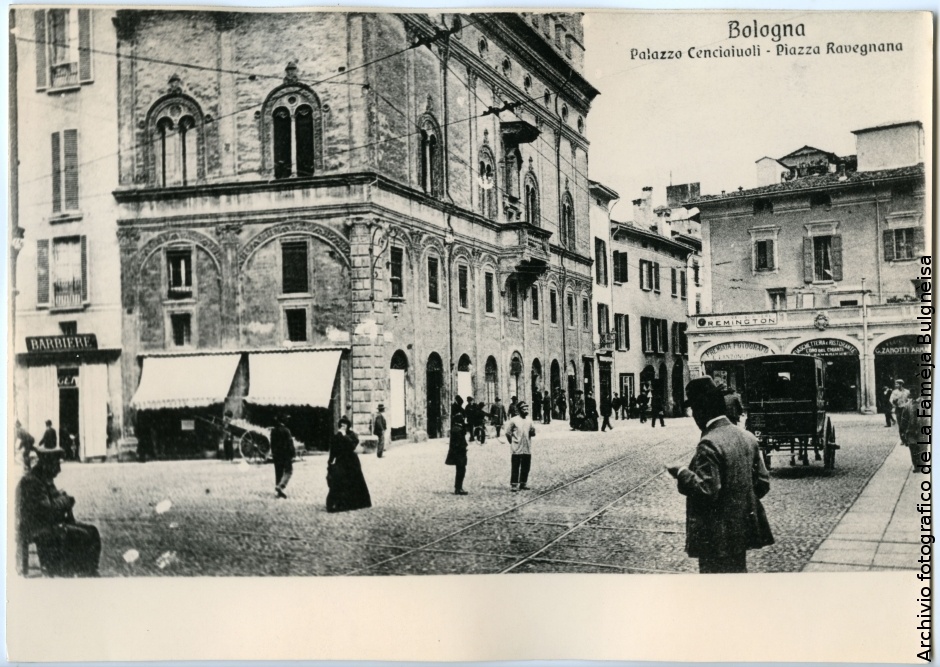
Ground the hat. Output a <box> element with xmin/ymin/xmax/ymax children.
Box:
<box><xmin>684</xmin><ymin>376</ymin><xmax>722</xmax><ymax>408</ymax></box>
<box><xmin>338</xmin><ymin>416</ymin><xmax>352</xmax><ymax>427</ymax></box>
<box><xmin>377</xmin><ymin>404</ymin><xmax>385</xmax><ymax>411</ymax></box>
<box><xmin>36</xmin><ymin>446</ymin><xmax>66</xmax><ymax>458</ymax></box>
<box><xmin>516</xmin><ymin>401</ymin><xmax>529</xmax><ymax>412</ymax></box>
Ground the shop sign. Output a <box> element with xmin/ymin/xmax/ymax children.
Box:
<box><xmin>180</xmin><ymin>420</ymin><xmax>195</xmax><ymax>431</ymax></box>
<box><xmin>26</xmin><ymin>334</ymin><xmax>98</xmax><ymax>353</ymax></box>
<box><xmin>874</xmin><ymin>336</ymin><xmax>920</xmax><ymax>356</ymax></box>
<box><xmin>792</xmin><ymin>338</ymin><xmax>858</xmax><ymax>357</ymax></box>
<box><xmin>700</xmin><ymin>341</ymin><xmax>771</xmax><ymax>361</ymax></box>
<box><xmin>694</xmin><ymin>314</ymin><xmax>778</xmax><ymax>329</ymax></box>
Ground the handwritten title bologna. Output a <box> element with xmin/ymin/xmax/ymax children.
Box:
<box><xmin>629</xmin><ymin>19</ymin><xmax>903</xmax><ymax>60</ymax></box>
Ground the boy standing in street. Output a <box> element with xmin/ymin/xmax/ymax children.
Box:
<box><xmin>504</xmin><ymin>401</ymin><xmax>535</xmax><ymax>492</ymax></box>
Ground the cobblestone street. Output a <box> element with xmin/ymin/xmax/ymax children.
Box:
<box><xmin>47</xmin><ymin>413</ymin><xmax>910</xmax><ymax>576</ymax></box>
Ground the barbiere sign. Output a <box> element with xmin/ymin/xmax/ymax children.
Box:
<box><xmin>693</xmin><ymin>314</ymin><xmax>778</xmax><ymax>329</ymax></box>
<box><xmin>25</xmin><ymin>334</ymin><xmax>98</xmax><ymax>353</ymax></box>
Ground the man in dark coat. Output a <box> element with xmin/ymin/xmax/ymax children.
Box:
<box><xmin>39</xmin><ymin>419</ymin><xmax>57</xmax><ymax>450</ymax></box>
<box><xmin>451</xmin><ymin>396</ymin><xmax>465</xmax><ymax>426</ymax></box>
<box><xmin>668</xmin><ymin>377</ymin><xmax>774</xmax><ymax>573</ymax></box>
<box><xmin>555</xmin><ymin>390</ymin><xmax>567</xmax><ymax>420</ymax></box>
<box><xmin>541</xmin><ymin>391</ymin><xmax>552</xmax><ymax>425</ymax></box>
<box><xmin>584</xmin><ymin>391</ymin><xmax>599</xmax><ymax>431</ymax></box>
<box><xmin>489</xmin><ymin>398</ymin><xmax>507</xmax><ymax>438</ymax></box>
<box><xmin>650</xmin><ymin>392</ymin><xmax>666</xmax><ymax>428</ymax></box>
<box><xmin>600</xmin><ymin>394</ymin><xmax>613</xmax><ymax>432</ymax></box>
<box><xmin>445</xmin><ymin>414</ymin><xmax>469</xmax><ymax>495</ymax></box>
<box><xmin>722</xmin><ymin>386</ymin><xmax>744</xmax><ymax>425</ymax></box>
<box><xmin>270</xmin><ymin>416</ymin><xmax>294</xmax><ymax>499</ymax></box>
<box><xmin>611</xmin><ymin>393</ymin><xmax>622</xmax><ymax>420</ymax></box>
<box><xmin>16</xmin><ymin>446</ymin><xmax>100</xmax><ymax>576</ymax></box>
<box><xmin>508</xmin><ymin>396</ymin><xmax>519</xmax><ymax>418</ymax></box>
<box><xmin>637</xmin><ymin>392</ymin><xmax>649</xmax><ymax>423</ymax></box>
<box><xmin>373</xmin><ymin>404</ymin><xmax>388</xmax><ymax>458</ymax></box>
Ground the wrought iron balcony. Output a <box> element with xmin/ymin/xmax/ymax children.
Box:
<box><xmin>497</xmin><ymin>221</ymin><xmax>552</xmax><ymax>287</ymax></box>
<box><xmin>597</xmin><ymin>331</ymin><xmax>617</xmax><ymax>350</ymax></box>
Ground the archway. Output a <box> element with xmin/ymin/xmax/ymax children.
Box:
<box><xmin>874</xmin><ymin>335</ymin><xmax>921</xmax><ymax>393</ymax></box>
<box><xmin>550</xmin><ymin>359</ymin><xmax>561</xmax><ymax>397</ymax></box>
<box><xmin>658</xmin><ymin>361</ymin><xmax>668</xmax><ymax>412</ymax></box>
<box><xmin>510</xmin><ymin>352</ymin><xmax>524</xmax><ymax>401</ymax></box>
<box><xmin>457</xmin><ymin>354</ymin><xmax>473</xmax><ymax>402</ymax></box>
<box><xmin>567</xmin><ymin>360</ymin><xmax>578</xmax><ymax>403</ymax></box>
<box><xmin>640</xmin><ymin>365</ymin><xmax>656</xmax><ymax>394</ymax></box>
<box><xmin>531</xmin><ymin>358</ymin><xmax>543</xmax><ymax>419</ymax></box>
<box><xmin>484</xmin><ymin>356</ymin><xmax>499</xmax><ymax>405</ymax></box>
<box><xmin>671</xmin><ymin>359</ymin><xmax>685</xmax><ymax>417</ymax></box>
<box><xmin>426</xmin><ymin>352</ymin><xmax>444</xmax><ymax>439</ymax></box>
<box><xmin>390</xmin><ymin>350</ymin><xmax>409</xmax><ymax>440</ymax></box>
<box><xmin>792</xmin><ymin>338</ymin><xmax>860</xmax><ymax>411</ymax></box>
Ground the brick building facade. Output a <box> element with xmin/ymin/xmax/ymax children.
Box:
<box><xmin>111</xmin><ymin>10</ymin><xmax>599</xmax><ymax>452</ymax></box>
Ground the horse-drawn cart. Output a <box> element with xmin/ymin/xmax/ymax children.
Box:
<box><xmin>743</xmin><ymin>354</ymin><xmax>839</xmax><ymax>471</ymax></box>
<box><xmin>212</xmin><ymin>417</ymin><xmax>305</xmax><ymax>462</ymax></box>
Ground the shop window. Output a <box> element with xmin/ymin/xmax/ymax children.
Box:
<box><xmin>285</xmin><ymin>308</ymin><xmax>307</xmax><ymax>342</ymax></box>
<box><xmin>594</xmin><ymin>238</ymin><xmax>608</xmax><ymax>285</ymax></box>
<box><xmin>166</xmin><ymin>248</ymin><xmax>193</xmax><ymax>300</ymax></box>
<box><xmin>389</xmin><ymin>246</ymin><xmax>404</xmax><ymax>299</ymax></box>
<box><xmin>531</xmin><ymin>285</ymin><xmax>540</xmax><ymax>321</ymax></box>
<box><xmin>170</xmin><ymin>313</ymin><xmax>192</xmax><ymax>347</ymax></box>
<box><xmin>884</xmin><ymin>228</ymin><xmax>917</xmax><ymax>261</ymax></box>
<box><xmin>39</xmin><ymin>236</ymin><xmax>87</xmax><ymax>310</ymax></box>
<box><xmin>755</xmin><ymin>239</ymin><xmax>775</xmax><ymax>271</ymax></box>
<box><xmin>34</xmin><ymin>9</ymin><xmax>93</xmax><ymax>91</ymax></box>
<box><xmin>484</xmin><ymin>271</ymin><xmax>495</xmax><ymax>314</ymax></box>
<box><xmin>612</xmin><ymin>250</ymin><xmax>628</xmax><ymax>283</ymax></box>
<box><xmin>768</xmin><ymin>288</ymin><xmax>787</xmax><ymax>312</ymax></box>
<box><xmin>457</xmin><ymin>264</ymin><xmax>469</xmax><ymax>310</ymax></box>
<box><xmin>281</xmin><ymin>240</ymin><xmax>308</xmax><ymax>294</ymax></box>
<box><xmin>550</xmin><ymin>289</ymin><xmax>558</xmax><ymax>324</ymax></box>
<box><xmin>51</xmin><ymin>129</ymin><xmax>79</xmax><ymax>214</ymax></box>
<box><xmin>427</xmin><ymin>255</ymin><xmax>440</xmax><ymax>305</ymax></box>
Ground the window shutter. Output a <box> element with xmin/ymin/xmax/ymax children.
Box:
<box><xmin>624</xmin><ymin>314</ymin><xmax>630</xmax><ymax>350</ymax></box>
<box><xmin>913</xmin><ymin>226</ymin><xmax>925</xmax><ymax>256</ymax></box>
<box><xmin>64</xmin><ymin>129</ymin><xmax>79</xmax><ymax>210</ymax></box>
<box><xmin>34</xmin><ymin>10</ymin><xmax>48</xmax><ymax>90</ymax></box>
<box><xmin>882</xmin><ymin>230</ymin><xmax>895</xmax><ymax>261</ymax></box>
<box><xmin>671</xmin><ymin>267</ymin><xmax>677</xmax><ymax>296</ymax></box>
<box><xmin>80</xmin><ymin>235</ymin><xmax>88</xmax><ymax>301</ymax></box>
<box><xmin>612</xmin><ymin>251</ymin><xmax>620</xmax><ymax>282</ymax></box>
<box><xmin>661</xmin><ymin>320</ymin><xmax>669</xmax><ymax>352</ymax></box>
<box><xmin>653</xmin><ymin>262</ymin><xmax>660</xmax><ymax>292</ymax></box>
<box><xmin>766</xmin><ymin>239</ymin><xmax>775</xmax><ymax>270</ymax></box>
<box><xmin>802</xmin><ymin>237</ymin><xmax>814</xmax><ymax>282</ymax></box>
<box><xmin>623</xmin><ymin>252</ymin><xmax>628</xmax><ymax>282</ymax></box>
<box><xmin>831</xmin><ymin>235</ymin><xmax>843</xmax><ymax>281</ymax></box>
<box><xmin>37</xmin><ymin>239</ymin><xmax>50</xmax><ymax>306</ymax></box>
<box><xmin>78</xmin><ymin>9</ymin><xmax>92</xmax><ymax>82</ymax></box>
<box><xmin>51</xmin><ymin>132</ymin><xmax>62</xmax><ymax>213</ymax></box>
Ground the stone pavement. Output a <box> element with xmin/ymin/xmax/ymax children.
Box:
<box><xmin>803</xmin><ymin>441</ymin><xmax>926</xmax><ymax>572</ymax></box>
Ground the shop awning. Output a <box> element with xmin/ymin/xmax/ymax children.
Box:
<box><xmin>131</xmin><ymin>354</ymin><xmax>241</xmax><ymax>410</ymax></box>
<box><xmin>246</xmin><ymin>350</ymin><xmax>342</xmax><ymax>408</ymax></box>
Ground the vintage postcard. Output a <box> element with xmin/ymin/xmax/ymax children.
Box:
<box><xmin>6</xmin><ymin>5</ymin><xmax>934</xmax><ymax>663</ymax></box>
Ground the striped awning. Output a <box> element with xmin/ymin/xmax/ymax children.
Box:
<box><xmin>131</xmin><ymin>354</ymin><xmax>241</xmax><ymax>410</ymax></box>
<box><xmin>246</xmin><ymin>350</ymin><xmax>342</xmax><ymax>408</ymax></box>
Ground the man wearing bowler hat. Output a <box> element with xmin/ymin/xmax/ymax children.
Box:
<box><xmin>16</xmin><ymin>446</ymin><xmax>100</xmax><ymax>576</ymax></box>
<box><xmin>667</xmin><ymin>376</ymin><xmax>774</xmax><ymax>573</ymax></box>
<box><xmin>373</xmin><ymin>404</ymin><xmax>388</xmax><ymax>458</ymax></box>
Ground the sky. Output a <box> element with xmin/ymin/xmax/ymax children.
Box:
<box><xmin>583</xmin><ymin>9</ymin><xmax>932</xmax><ymax>213</ymax></box>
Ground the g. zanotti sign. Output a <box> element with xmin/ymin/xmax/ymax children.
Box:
<box><xmin>694</xmin><ymin>314</ymin><xmax>778</xmax><ymax>329</ymax></box>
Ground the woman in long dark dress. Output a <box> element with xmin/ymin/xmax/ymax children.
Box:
<box><xmin>445</xmin><ymin>414</ymin><xmax>469</xmax><ymax>495</ymax></box>
<box><xmin>326</xmin><ymin>417</ymin><xmax>372</xmax><ymax>513</ymax></box>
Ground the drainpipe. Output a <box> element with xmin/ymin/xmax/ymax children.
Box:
<box><xmin>861</xmin><ymin>277</ymin><xmax>873</xmax><ymax>414</ymax></box>
<box><xmin>555</xmin><ymin>128</ymin><xmax>567</xmax><ymax>378</ymax></box>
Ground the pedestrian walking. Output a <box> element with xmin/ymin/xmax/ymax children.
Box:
<box><xmin>489</xmin><ymin>398</ymin><xmax>507</xmax><ymax>438</ymax></box>
<box><xmin>532</xmin><ymin>390</ymin><xmax>542</xmax><ymax>422</ymax></box>
<box><xmin>628</xmin><ymin>395</ymin><xmax>637</xmax><ymax>420</ymax></box>
<box><xmin>879</xmin><ymin>386</ymin><xmax>895</xmax><ymax>427</ymax></box>
<box><xmin>896</xmin><ymin>386</ymin><xmax>929</xmax><ymax>471</ymax></box>
<box><xmin>637</xmin><ymin>392</ymin><xmax>649</xmax><ymax>423</ymax></box>
<box><xmin>39</xmin><ymin>419</ymin><xmax>57</xmax><ymax>450</ymax></box>
<box><xmin>600</xmin><ymin>394</ymin><xmax>613</xmax><ymax>431</ymax></box>
<box><xmin>570</xmin><ymin>390</ymin><xmax>585</xmax><ymax>430</ymax></box>
<box><xmin>667</xmin><ymin>376</ymin><xmax>774</xmax><ymax>574</ymax></box>
<box><xmin>508</xmin><ymin>395</ymin><xmax>519</xmax><ymax>418</ymax></box>
<box><xmin>584</xmin><ymin>391</ymin><xmax>599</xmax><ymax>431</ymax></box>
<box><xmin>270</xmin><ymin>415</ymin><xmax>294</xmax><ymax>499</ymax></box>
<box><xmin>541</xmin><ymin>391</ymin><xmax>552</xmax><ymax>425</ymax></box>
<box><xmin>504</xmin><ymin>401</ymin><xmax>535</xmax><ymax>492</ymax></box>
<box><xmin>15</xmin><ymin>420</ymin><xmax>35</xmax><ymax>471</ymax></box>
<box><xmin>451</xmin><ymin>395</ymin><xmax>465</xmax><ymax>426</ymax></box>
<box><xmin>611</xmin><ymin>393</ymin><xmax>622</xmax><ymax>420</ymax></box>
<box><xmin>373</xmin><ymin>404</ymin><xmax>388</xmax><ymax>458</ymax></box>
<box><xmin>445</xmin><ymin>413</ymin><xmax>469</xmax><ymax>495</ymax></box>
<box><xmin>222</xmin><ymin>410</ymin><xmax>235</xmax><ymax>461</ymax></box>
<box><xmin>722</xmin><ymin>386</ymin><xmax>744</xmax><ymax>425</ymax></box>
<box><xmin>650</xmin><ymin>392</ymin><xmax>666</xmax><ymax>428</ymax></box>
<box><xmin>326</xmin><ymin>416</ymin><xmax>372</xmax><ymax>512</ymax></box>
<box><xmin>467</xmin><ymin>398</ymin><xmax>486</xmax><ymax>444</ymax></box>
<box><xmin>890</xmin><ymin>379</ymin><xmax>911</xmax><ymax>411</ymax></box>
<box><xmin>555</xmin><ymin>390</ymin><xmax>567</xmax><ymax>420</ymax></box>
<box><xmin>16</xmin><ymin>445</ymin><xmax>100</xmax><ymax>576</ymax></box>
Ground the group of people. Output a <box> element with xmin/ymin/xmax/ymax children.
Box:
<box><xmin>883</xmin><ymin>379</ymin><xmax>929</xmax><ymax>471</ymax></box>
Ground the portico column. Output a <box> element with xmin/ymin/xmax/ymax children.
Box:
<box><xmin>216</xmin><ymin>223</ymin><xmax>242</xmax><ymax>348</ymax></box>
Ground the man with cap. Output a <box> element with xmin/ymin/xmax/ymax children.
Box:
<box><xmin>16</xmin><ymin>445</ymin><xmax>100</xmax><ymax>576</ymax></box>
<box><xmin>667</xmin><ymin>376</ymin><xmax>774</xmax><ymax>573</ymax></box>
<box><xmin>39</xmin><ymin>419</ymin><xmax>57</xmax><ymax>450</ymax></box>
<box><xmin>504</xmin><ymin>400</ymin><xmax>536</xmax><ymax>492</ymax></box>
<box><xmin>373</xmin><ymin>404</ymin><xmax>388</xmax><ymax>458</ymax></box>
<box><xmin>270</xmin><ymin>415</ymin><xmax>294</xmax><ymax>498</ymax></box>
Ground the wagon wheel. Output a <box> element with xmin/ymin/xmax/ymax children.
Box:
<box><xmin>239</xmin><ymin>432</ymin><xmax>266</xmax><ymax>463</ymax></box>
<box><xmin>823</xmin><ymin>418</ymin><xmax>837</xmax><ymax>471</ymax></box>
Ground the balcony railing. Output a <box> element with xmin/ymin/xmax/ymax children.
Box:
<box><xmin>597</xmin><ymin>331</ymin><xmax>617</xmax><ymax>350</ymax></box>
<box><xmin>53</xmin><ymin>279</ymin><xmax>83</xmax><ymax>309</ymax></box>
<box><xmin>50</xmin><ymin>62</ymin><xmax>79</xmax><ymax>89</ymax></box>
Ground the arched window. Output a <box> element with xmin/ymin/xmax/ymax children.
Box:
<box><xmin>418</xmin><ymin>114</ymin><xmax>443</xmax><ymax>197</ymax></box>
<box><xmin>484</xmin><ymin>356</ymin><xmax>498</xmax><ymax>405</ymax></box>
<box><xmin>149</xmin><ymin>97</ymin><xmax>202</xmax><ymax>187</ymax></box>
<box><xmin>478</xmin><ymin>145</ymin><xmax>497</xmax><ymax>219</ymax></box>
<box><xmin>561</xmin><ymin>192</ymin><xmax>575</xmax><ymax>248</ymax></box>
<box><xmin>263</xmin><ymin>86</ymin><xmax>323</xmax><ymax>179</ymax></box>
<box><xmin>524</xmin><ymin>172</ymin><xmax>540</xmax><ymax>226</ymax></box>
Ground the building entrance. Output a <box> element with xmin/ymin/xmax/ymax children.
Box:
<box><xmin>426</xmin><ymin>353</ymin><xmax>444</xmax><ymax>439</ymax></box>
<box><xmin>58</xmin><ymin>368</ymin><xmax>80</xmax><ymax>460</ymax></box>
<box><xmin>874</xmin><ymin>335</ymin><xmax>922</xmax><ymax>391</ymax></box>
<box><xmin>792</xmin><ymin>338</ymin><xmax>860</xmax><ymax>412</ymax></box>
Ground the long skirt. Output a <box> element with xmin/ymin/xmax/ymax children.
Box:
<box><xmin>33</xmin><ymin>522</ymin><xmax>101</xmax><ymax>576</ymax></box>
<box><xmin>326</xmin><ymin>453</ymin><xmax>372</xmax><ymax>512</ymax></box>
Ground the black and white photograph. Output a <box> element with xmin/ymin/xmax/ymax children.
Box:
<box><xmin>6</xmin><ymin>5</ymin><xmax>934</xmax><ymax>663</ymax></box>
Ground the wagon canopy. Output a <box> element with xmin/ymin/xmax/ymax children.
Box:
<box><xmin>245</xmin><ymin>350</ymin><xmax>342</xmax><ymax>408</ymax></box>
<box><xmin>132</xmin><ymin>354</ymin><xmax>241</xmax><ymax>410</ymax></box>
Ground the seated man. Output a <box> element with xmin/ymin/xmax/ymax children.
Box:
<box><xmin>16</xmin><ymin>446</ymin><xmax>100</xmax><ymax>576</ymax></box>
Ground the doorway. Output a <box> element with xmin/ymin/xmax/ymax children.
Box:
<box><xmin>58</xmin><ymin>367</ymin><xmax>80</xmax><ymax>460</ymax></box>
<box><xmin>426</xmin><ymin>353</ymin><xmax>444</xmax><ymax>439</ymax></box>
<box><xmin>671</xmin><ymin>359</ymin><xmax>685</xmax><ymax>416</ymax></box>
<box><xmin>531</xmin><ymin>358</ymin><xmax>542</xmax><ymax>418</ymax></box>
<box><xmin>598</xmin><ymin>361</ymin><xmax>612</xmax><ymax>408</ymax></box>
<box><xmin>390</xmin><ymin>350</ymin><xmax>408</xmax><ymax>440</ymax></box>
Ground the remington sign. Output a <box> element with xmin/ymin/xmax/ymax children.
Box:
<box><xmin>694</xmin><ymin>314</ymin><xmax>778</xmax><ymax>329</ymax></box>
<box><xmin>26</xmin><ymin>335</ymin><xmax>98</xmax><ymax>353</ymax></box>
